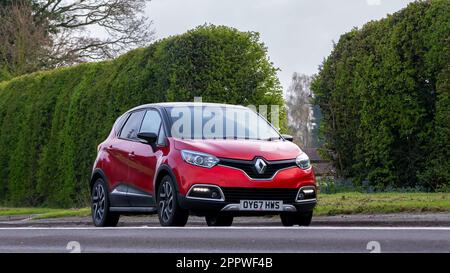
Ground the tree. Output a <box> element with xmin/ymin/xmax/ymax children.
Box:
<box><xmin>0</xmin><ymin>1</ymin><xmax>51</xmax><ymax>76</ymax></box>
<box><xmin>0</xmin><ymin>0</ymin><xmax>154</xmax><ymax>78</ymax></box>
<box><xmin>311</xmin><ymin>0</ymin><xmax>450</xmax><ymax>190</ymax></box>
<box><xmin>286</xmin><ymin>73</ymin><xmax>314</xmax><ymax>147</ymax></box>
<box><xmin>0</xmin><ymin>25</ymin><xmax>285</xmax><ymax>206</ymax></box>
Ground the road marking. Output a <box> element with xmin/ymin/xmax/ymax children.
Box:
<box><xmin>0</xmin><ymin>226</ymin><xmax>449</xmax><ymax>230</ymax></box>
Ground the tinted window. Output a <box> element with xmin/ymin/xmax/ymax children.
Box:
<box><xmin>140</xmin><ymin>110</ymin><xmax>162</xmax><ymax>134</ymax></box>
<box><xmin>157</xmin><ymin>125</ymin><xmax>166</xmax><ymax>145</ymax></box>
<box><xmin>113</xmin><ymin>113</ymin><xmax>129</xmax><ymax>135</ymax></box>
<box><xmin>119</xmin><ymin>111</ymin><xmax>145</xmax><ymax>140</ymax></box>
<box><xmin>166</xmin><ymin>106</ymin><xmax>281</xmax><ymax>140</ymax></box>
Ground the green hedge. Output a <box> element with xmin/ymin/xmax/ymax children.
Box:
<box><xmin>311</xmin><ymin>1</ymin><xmax>449</xmax><ymax>190</ymax></box>
<box><xmin>0</xmin><ymin>25</ymin><xmax>285</xmax><ymax>207</ymax></box>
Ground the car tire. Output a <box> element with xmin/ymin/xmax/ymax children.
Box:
<box><xmin>91</xmin><ymin>178</ymin><xmax>120</xmax><ymax>227</ymax></box>
<box><xmin>280</xmin><ymin>211</ymin><xmax>313</xmax><ymax>227</ymax></box>
<box><xmin>297</xmin><ymin>211</ymin><xmax>313</xmax><ymax>226</ymax></box>
<box><xmin>157</xmin><ymin>175</ymin><xmax>189</xmax><ymax>227</ymax></box>
<box><xmin>205</xmin><ymin>214</ymin><xmax>234</xmax><ymax>226</ymax></box>
<box><xmin>280</xmin><ymin>213</ymin><xmax>296</xmax><ymax>226</ymax></box>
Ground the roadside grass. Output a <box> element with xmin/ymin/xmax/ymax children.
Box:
<box><xmin>0</xmin><ymin>192</ymin><xmax>449</xmax><ymax>219</ymax></box>
<box><xmin>0</xmin><ymin>207</ymin><xmax>90</xmax><ymax>219</ymax></box>
<box><xmin>315</xmin><ymin>192</ymin><xmax>450</xmax><ymax>216</ymax></box>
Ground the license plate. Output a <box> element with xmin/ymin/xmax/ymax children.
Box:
<box><xmin>239</xmin><ymin>200</ymin><xmax>283</xmax><ymax>211</ymax></box>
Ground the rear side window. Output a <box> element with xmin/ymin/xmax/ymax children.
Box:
<box><xmin>113</xmin><ymin>113</ymin><xmax>129</xmax><ymax>135</ymax></box>
<box><xmin>119</xmin><ymin>111</ymin><xmax>145</xmax><ymax>140</ymax></box>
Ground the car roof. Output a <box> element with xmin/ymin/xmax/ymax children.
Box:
<box><xmin>128</xmin><ymin>102</ymin><xmax>249</xmax><ymax>112</ymax></box>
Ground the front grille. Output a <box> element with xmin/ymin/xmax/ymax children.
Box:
<box><xmin>221</xmin><ymin>188</ymin><xmax>298</xmax><ymax>203</ymax></box>
<box><xmin>219</xmin><ymin>157</ymin><xmax>297</xmax><ymax>179</ymax></box>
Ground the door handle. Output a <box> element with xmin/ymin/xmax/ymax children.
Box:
<box><xmin>128</xmin><ymin>151</ymin><xmax>136</xmax><ymax>158</ymax></box>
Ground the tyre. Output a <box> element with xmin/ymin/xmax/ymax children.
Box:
<box><xmin>205</xmin><ymin>214</ymin><xmax>234</xmax><ymax>226</ymax></box>
<box><xmin>297</xmin><ymin>211</ymin><xmax>313</xmax><ymax>226</ymax></box>
<box><xmin>91</xmin><ymin>179</ymin><xmax>120</xmax><ymax>227</ymax></box>
<box><xmin>280</xmin><ymin>213</ymin><xmax>296</xmax><ymax>226</ymax></box>
<box><xmin>280</xmin><ymin>211</ymin><xmax>313</xmax><ymax>227</ymax></box>
<box><xmin>157</xmin><ymin>175</ymin><xmax>189</xmax><ymax>226</ymax></box>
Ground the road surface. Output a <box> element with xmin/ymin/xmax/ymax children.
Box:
<box><xmin>0</xmin><ymin>226</ymin><xmax>449</xmax><ymax>253</ymax></box>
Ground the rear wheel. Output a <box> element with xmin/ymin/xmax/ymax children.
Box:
<box><xmin>205</xmin><ymin>214</ymin><xmax>234</xmax><ymax>226</ymax></box>
<box><xmin>157</xmin><ymin>175</ymin><xmax>189</xmax><ymax>226</ymax></box>
<box><xmin>280</xmin><ymin>211</ymin><xmax>313</xmax><ymax>227</ymax></box>
<box><xmin>91</xmin><ymin>179</ymin><xmax>120</xmax><ymax>227</ymax></box>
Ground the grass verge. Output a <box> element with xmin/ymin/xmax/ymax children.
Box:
<box><xmin>0</xmin><ymin>192</ymin><xmax>449</xmax><ymax>219</ymax></box>
<box><xmin>0</xmin><ymin>207</ymin><xmax>90</xmax><ymax>219</ymax></box>
<box><xmin>315</xmin><ymin>192</ymin><xmax>450</xmax><ymax>216</ymax></box>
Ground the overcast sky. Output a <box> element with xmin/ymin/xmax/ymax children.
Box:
<box><xmin>145</xmin><ymin>0</ymin><xmax>414</xmax><ymax>92</ymax></box>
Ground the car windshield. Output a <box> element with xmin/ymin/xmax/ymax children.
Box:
<box><xmin>165</xmin><ymin>106</ymin><xmax>281</xmax><ymax>140</ymax></box>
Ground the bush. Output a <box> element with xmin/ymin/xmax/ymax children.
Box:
<box><xmin>311</xmin><ymin>1</ymin><xmax>450</xmax><ymax>190</ymax></box>
<box><xmin>0</xmin><ymin>25</ymin><xmax>285</xmax><ymax>207</ymax></box>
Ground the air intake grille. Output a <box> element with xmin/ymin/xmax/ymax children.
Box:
<box><xmin>221</xmin><ymin>188</ymin><xmax>298</xmax><ymax>203</ymax></box>
<box><xmin>219</xmin><ymin>157</ymin><xmax>297</xmax><ymax>179</ymax></box>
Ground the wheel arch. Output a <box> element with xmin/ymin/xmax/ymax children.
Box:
<box><xmin>90</xmin><ymin>169</ymin><xmax>109</xmax><ymax>193</ymax></box>
<box><xmin>154</xmin><ymin>165</ymin><xmax>180</xmax><ymax>196</ymax></box>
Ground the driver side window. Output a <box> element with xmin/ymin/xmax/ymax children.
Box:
<box><xmin>140</xmin><ymin>109</ymin><xmax>165</xmax><ymax>145</ymax></box>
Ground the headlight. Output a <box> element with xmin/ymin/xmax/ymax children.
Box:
<box><xmin>296</xmin><ymin>153</ymin><xmax>311</xmax><ymax>170</ymax></box>
<box><xmin>181</xmin><ymin>150</ymin><xmax>219</xmax><ymax>168</ymax></box>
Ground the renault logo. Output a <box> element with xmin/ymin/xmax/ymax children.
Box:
<box><xmin>254</xmin><ymin>158</ymin><xmax>267</xmax><ymax>174</ymax></box>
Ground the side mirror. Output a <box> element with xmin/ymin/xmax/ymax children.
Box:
<box><xmin>281</xmin><ymin>134</ymin><xmax>294</xmax><ymax>142</ymax></box>
<box><xmin>137</xmin><ymin>132</ymin><xmax>158</xmax><ymax>149</ymax></box>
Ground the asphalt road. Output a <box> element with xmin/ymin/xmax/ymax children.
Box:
<box><xmin>0</xmin><ymin>226</ymin><xmax>449</xmax><ymax>253</ymax></box>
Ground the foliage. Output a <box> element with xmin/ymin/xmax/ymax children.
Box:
<box><xmin>0</xmin><ymin>0</ymin><xmax>154</xmax><ymax>78</ymax></box>
<box><xmin>0</xmin><ymin>25</ymin><xmax>285</xmax><ymax>207</ymax></box>
<box><xmin>286</xmin><ymin>73</ymin><xmax>313</xmax><ymax>147</ymax></box>
<box><xmin>311</xmin><ymin>1</ymin><xmax>450</xmax><ymax>190</ymax></box>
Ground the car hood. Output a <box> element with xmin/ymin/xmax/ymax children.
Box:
<box><xmin>173</xmin><ymin>138</ymin><xmax>303</xmax><ymax>161</ymax></box>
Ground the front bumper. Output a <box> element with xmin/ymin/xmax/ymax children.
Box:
<box><xmin>178</xmin><ymin>186</ymin><xmax>317</xmax><ymax>216</ymax></box>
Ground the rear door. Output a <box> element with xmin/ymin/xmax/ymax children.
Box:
<box><xmin>126</xmin><ymin>108</ymin><xmax>164</xmax><ymax>206</ymax></box>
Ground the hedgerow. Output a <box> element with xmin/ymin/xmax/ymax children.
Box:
<box><xmin>311</xmin><ymin>1</ymin><xmax>449</xmax><ymax>190</ymax></box>
<box><xmin>0</xmin><ymin>25</ymin><xmax>285</xmax><ymax>207</ymax></box>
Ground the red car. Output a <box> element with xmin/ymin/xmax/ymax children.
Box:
<box><xmin>90</xmin><ymin>103</ymin><xmax>316</xmax><ymax>227</ymax></box>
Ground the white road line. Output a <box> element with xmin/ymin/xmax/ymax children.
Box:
<box><xmin>0</xmin><ymin>226</ymin><xmax>449</xmax><ymax>230</ymax></box>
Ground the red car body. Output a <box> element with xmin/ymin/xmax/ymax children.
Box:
<box><xmin>90</xmin><ymin>103</ymin><xmax>317</xmax><ymax>227</ymax></box>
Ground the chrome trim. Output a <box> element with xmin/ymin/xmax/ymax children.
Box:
<box><xmin>221</xmin><ymin>203</ymin><xmax>297</xmax><ymax>212</ymax></box>
<box><xmin>109</xmin><ymin>207</ymin><xmax>157</xmax><ymax>212</ymax></box>
<box><xmin>111</xmin><ymin>187</ymin><xmax>153</xmax><ymax>198</ymax></box>
<box><xmin>127</xmin><ymin>191</ymin><xmax>153</xmax><ymax>198</ymax></box>
<box><xmin>186</xmin><ymin>184</ymin><xmax>225</xmax><ymax>202</ymax></box>
<box><xmin>296</xmin><ymin>198</ymin><xmax>317</xmax><ymax>204</ymax></box>
<box><xmin>295</xmin><ymin>186</ymin><xmax>317</xmax><ymax>203</ymax></box>
<box><xmin>217</xmin><ymin>164</ymin><xmax>298</xmax><ymax>181</ymax></box>
<box><xmin>111</xmin><ymin>188</ymin><xmax>127</xmax><ymax>196</ymax></box>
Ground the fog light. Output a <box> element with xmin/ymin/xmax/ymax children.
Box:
<box><xmin>296</xmin><ymin>186</ymin><xmax>316</xmax><ymax>202</ymax></box>
<box><xmin>192</xmin><ymin>187</ymin><xmax>209</xmax><ymax>193</ymax></box>
<box><xmin>187</xmin><ymin>185</ymin><xmax>224</xmax><ymax>201</ymax></box>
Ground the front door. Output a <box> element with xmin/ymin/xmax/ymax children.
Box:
<box><xmin>127</xmin><ymin>109</ymin><xmax>164</xmax><ymax>206</ymax></box>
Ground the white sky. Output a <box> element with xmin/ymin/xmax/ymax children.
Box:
<box><xmin>145</xmin><ymin>0</ymin><xmax>414</xmax><ymax>92</ymax></box>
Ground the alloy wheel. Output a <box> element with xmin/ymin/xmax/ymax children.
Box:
<box><xmin>92</xmin><ymin>183</ymin><xmax>106</xmax><ymax>223</ymax></box>
<box><xmin>159</xmin><ymin>180</ymin><xmax>174</xmax><ymax>223</ymax></box>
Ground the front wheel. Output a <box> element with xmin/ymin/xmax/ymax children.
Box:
<box><xmin>280</xmin><ymin>211</ymin><xmax>313</xmax><ymax>227</ymax></box>
<box><xmin>205</xmin><ymin>214</ymin><xmax>233</xmax><ymax>226</ymax></box>
<box><xmin>91</xmin><ymin>179</ymin><xmax>120</xmax><ymax>227</ymax></box>
<box><xmin>157</xmin><ymin>176</ymin><xmax>189</xmax><ymax>226</ymax></box>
